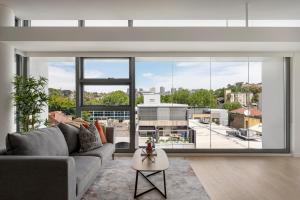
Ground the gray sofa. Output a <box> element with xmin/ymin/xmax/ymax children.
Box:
<box><xmin>0</xmin><ymin>124</ymin><xmax>115</xmax><ymax>200</ymax></box>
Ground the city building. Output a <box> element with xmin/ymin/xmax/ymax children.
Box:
<box><xmin>225</xmin><ymin>89</ymin><xmax>253</xmax><ymax>106</ymax></box>
<box><xmin>229</xmin><ymin>107</ymin><xmax>262</xmax><ymax>129</ymax></box>
<box><xmin>171</xmin><ymin>87</ymin><xmax>177</xmax><ymax>94</ymax></box>
<box><xmin>190</xmin><ymin>108</ymin><xmax>229</xmax><ymax>126</ymax></box>
<box><xmin>159</xmin><ymin>86</ymin><xmax>165</xmax><ymax>94</ymax></box>
<box><xmin>88</xmin><ymin>110</ymin><xmax>130</xmax><ymax>121</ymax></box>
<box><xmin>149</xmin><ymin>87</ymin><xmax>156</xmax><ymax>93</ymax></box>
<box><xmin>137</xmin><ymin>93</ymin><xmax>195</xmax><ymax>146</ymax></box>
<box><xmin>143</xmin><ymin>92</ymin><xmax>160</xmax><ymax>104</ymax></box>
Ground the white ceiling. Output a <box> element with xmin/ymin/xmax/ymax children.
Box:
<box><xmin>0</xmin><ymin>0</ymin><xmax>300</xmax><ymax>20</ymax></box>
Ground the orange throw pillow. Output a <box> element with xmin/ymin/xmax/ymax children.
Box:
<box><xmin>95</xmin><ymin>121</ymin><xmax>107</xmax><ymax>144</ymax></box>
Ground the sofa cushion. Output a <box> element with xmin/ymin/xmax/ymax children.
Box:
<box><xmin>72</xmin><ymin>156</ymin><xmax>101</xmax><ymax>196</ymax></box>
<box><xmin>70</xmin><ymin>143</ymin><xmax>115</xmax><ymax>164</ymax></box>
<box><xmin>57</xmin><ymin>123</ymin><xmax>80</xmax><ymax>153</ymax></box>
<box><xmin>78</xmin><ymin>125</ymin><xmax>102</xmax><ymax>153</ymax></box>
<box><xmin>6</xmin><ymin>127</ymin><xmax>69</xmax><ymax>156</ymax></box>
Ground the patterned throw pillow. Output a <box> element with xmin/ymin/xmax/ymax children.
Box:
<box><xmin>88</xmin><ymin>124</ymin><xmax>103</xmax><ymax>145</ymax></box>
<box><xmin>78</xmin><ymin>125</ymin><xmax>102</xmax><ymax>153</ymax></box>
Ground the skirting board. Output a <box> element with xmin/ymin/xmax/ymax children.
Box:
<box><xmin>115</xmin><ymin>153</ymin><xmax>292</xmax><ymax>157</ymax></box>
<box><xmin>292</xmin><ymin>153</ymin><xmax>300</xmax><ymax>157</ymax></box>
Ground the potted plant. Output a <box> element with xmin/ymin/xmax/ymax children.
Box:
<box><xmin>12</xmin><ymin>75</ymin><xmax>49</xmax><ymax>132</ymax></box>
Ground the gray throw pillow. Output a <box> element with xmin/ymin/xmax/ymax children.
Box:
<box><xmin>78</xmin><ymin>125</ymin><xmax>102</xmax><ymax>153</ymax></box>
<box><xmin>57</xmin><ymin>123</ymin><xmax>80</xmax><ymax>153</ymax></box>
<box><xmin>6</xmin><ymin>127</ymin><xmax>69</xmax><ymax>156</ymax></box>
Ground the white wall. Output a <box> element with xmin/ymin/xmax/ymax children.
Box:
<box><xmin>0</xmin><ymin>5</ymin><xmax>14</xmax><ymax>149</ymax></box>
<box><xmin>262</xmin><ymin>57</ymin><xmax>285</xmax><ymax>149</ymax></box>
<box><xmin>144</xmin><ymin>93</ymin><xmax>161</xmax><ymax>104</ymax></box>
<box><xmin>0</xmin><ymin>5</ymin><xmax>14</xmax><ymax>26</ymax></box>
<box><xmin>291</xmin><ymin>53</ymin><xmax>300</xmax><ymax>156</ymax></box>
<box><xmin>0</xmin><ymin>43</ymin><xmax>14</xmax><ymax>148</ymax></box>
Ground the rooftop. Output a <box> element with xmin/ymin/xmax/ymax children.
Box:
<box><xmin>230</xmin><ymin>107</ymin><xmax>262</xmax><ymax>117</ymax></box>
<box><xmin>137</xmin><ymin>103</ymin><xmax>188</xmax><ymax>108</ymax></box>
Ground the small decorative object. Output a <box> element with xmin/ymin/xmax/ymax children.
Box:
<box><xmin>141</xmin><ymin>137</ymin><xmax>157</xmax><ymax>162</ymax></box>
<box><xmin>146</xmin><ymin>137</ymin><xmax>153</xmax><ymax>154</ymax></box>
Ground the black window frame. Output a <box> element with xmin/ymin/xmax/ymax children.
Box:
<box><xmin>76</xmin><ymin>57</ymin><xmax>136</xmax><ymax>153</ymax></box>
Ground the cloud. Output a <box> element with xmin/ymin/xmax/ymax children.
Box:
<box><xmin>142</xmin><ymin>73</ymin><xmax>154</xmax><ymax>78</ymax></box>
<box><xmin>136</xmin><ymin>61</ymin><xmax>262</xmax><ymax>91</ymax></box>
<box><xmin>84</xmin><ymin>70</ymin><xmax>105</xmax><ymax>78</ymax></box>
<box><xmin>48</xmin><ymin>65</ymin><xmax>75</xmax><ymax>90</ymax></box>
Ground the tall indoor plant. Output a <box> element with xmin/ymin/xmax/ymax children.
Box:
<box><xmin>12</xmin><ymin>75</ymin><xmax>49</xmax><ymax>132</ymax></box>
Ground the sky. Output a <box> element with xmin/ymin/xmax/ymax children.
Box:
<box><xmin>47</xmin><ymin>58</ymin><xmax>262</xmax><ymax>93</ymax></box>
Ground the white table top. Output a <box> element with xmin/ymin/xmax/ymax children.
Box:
<box><xmin>132</xmin><ymin>148</ymin><xmax>169</xmax><ymax>171</ymax></box>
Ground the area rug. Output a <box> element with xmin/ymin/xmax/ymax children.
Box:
<box><xmin>81</xmin><ymin>159</ymin><xmax>210</xmax><ymax>200</ymax></box>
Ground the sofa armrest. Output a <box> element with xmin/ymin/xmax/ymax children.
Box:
<box><xmin>106</xmin><ymin>127</ymin><xmax>114</xmax><ymax>144</ymax></box>
<box><xmin>0</xmin><ymin>156</ymin><xmax>76</xmax><ymax>200</ymax></box>
<box><xmin>0</xmin><ymin>148</ymin><xmax>6</xmax><ymax>155</ymax></box>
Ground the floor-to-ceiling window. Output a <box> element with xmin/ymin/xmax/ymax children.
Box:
<box><xmin>135</xmin><ymin>57</ymin><xmax>288</xmax><ymax>152</ymax></box>
<box><xmin>27</xmin><ymin>56</ymin><xmax>289</xmax><ymax>153</ymax></box>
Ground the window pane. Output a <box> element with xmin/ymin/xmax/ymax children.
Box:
<box><xmin>82</xmin><ymin>110</ymin><xmax>130</xmax><ymax>149</ymax></box>
<box><xmin>83</xmin><ymin>85</ymin><xmax>129</xmax><ymax>106</ymax></box>
<box><xmin>136</xmin><ymin>59</ymin><xmax>201</xmax><ymax>149</ymax></box>
<box><xmin>83</xmin><ymin>59</ymin><xmax>129</xmax><ymax>79</ymax></box>
<box><xmin>136</xmin><ymin>57</ymin><xmax>287</xmax><ymax>150</ymax></box>
<box><xmin>172</xmin><ymin>59</ymin><xmax>211</xmax><ymax>149</ymax></box>
<box><xmin>248</xmin><ymin>60</ymin><xmax>263</xmax><ymax>149</ymax></box>
<box><xmin>211</xmin><ymin>58</ymin><xmax>250</xmax><ymax>149</ymax></box>
<box><xmin>30</xmin><ymin>20</ymin><xmax>78</xmax><ymax>27</ymax></box>
<box><xmin>29</xmin><ymin>57</ymin><xmax>76</xmax><ymax>126</ymax></box>
<box><xmin>85</xmin><ymin>20</ymin><xmax>128</xmax><ymax>27</ymax></box>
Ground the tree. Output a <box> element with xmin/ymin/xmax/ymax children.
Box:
<box><xmin>223</xmin><ymin>102</ymin><xmax>242</xmax><ymax>111</ymax></box>
<box><xmin>172</xmin><ymin>89</ymin><xmax>191</xmax><ymax>104</ymax></box>
<box><xmin>48</xmin><ymin>94</ymin><xmax>76</xmax><ymax>115</ymax></box>
<box><xmin>214</xmin><ymin>88</ymin><xmax>225</xmax><ymax>98</ymax></box>
<box><xmin>12</xmin><ymin>76</ymin><xmax>49</xmax><ymax>132</ymax></box>
<box><xmin>189</xmin><ymin>89</ymin><xmax>217</xmax><ymax>108</ymax></box>
<box><xmin>102</xmin><ymin>91</ymin><xmax>129</xmax><ymax>105</ymax></box>
<box><xmin>161</xmin><ymin>95</ymin><xmax>172</xmax><ymax>103</ymax></box>
<box><xmin>81</xmin><ymin>111</ymin><xmax>91</xmax><ymax>122</ymax></box>
<box><xmin>84</xmin><ymin>97</ymin><xmax>102</xmax><ymax>105</ymax></box>
<box><xmin>136</xmin><ymin>95</ymin><xmax>144</xmax><ymax>105</ymax></box>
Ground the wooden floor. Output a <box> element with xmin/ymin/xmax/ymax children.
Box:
<box><xmin>187</xmin><ymin>156</ymin><xmax>300</xmax><ymax>200</ymax></box>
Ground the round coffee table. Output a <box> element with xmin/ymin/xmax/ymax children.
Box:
<box><xmin>132</xmin><ymin>148</ymin><xmax>169</xmax><ymax>199</ymax></box>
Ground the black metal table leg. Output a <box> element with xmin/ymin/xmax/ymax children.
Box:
<box><xmin>163</xmin><ymin>170</ymin><xmax>167</xmax><ymax>199</ymax></box>
<box><xmin>134</xmin><ymin>170</ymin><xmax>167</xmax><ymax>199</ymax></box>
<box><xmin>134</xmin><ymin>170</ymin><xmax>138</xmax><ymax>198</ymax></box>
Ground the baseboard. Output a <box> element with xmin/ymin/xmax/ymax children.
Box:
<box><xmin>114</xmin><ymin>152</ymin><xmax>292</xmax><ymax>157</ymax></box>
<box><xmin>292</xmin><ymin>153</ymin><xmax>300</xmax><ymax>157</ymax></box>
<box><xmin>167</xmin><ymin>153</ymin><xmax>292</xmax><ymax>157</ymax></box>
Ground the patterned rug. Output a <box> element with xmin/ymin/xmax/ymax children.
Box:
<box><xmin>81</xmin><ymin>159</ymin><xmax>210</xmax><ymax>200</ymax></box>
